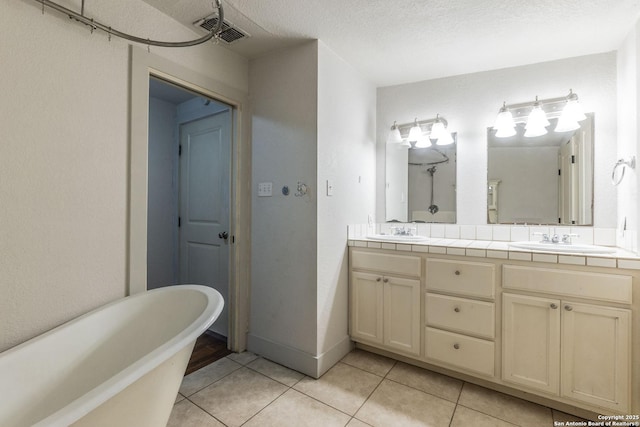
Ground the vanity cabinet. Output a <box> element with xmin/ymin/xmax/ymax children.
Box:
<box><xmin>503</xmin><ymin>266</ymin><xmax>632</xmax><ymax>413</ymax></box>
<box><xmin>350</xmin><ymin>250</ymin><xmax>421</xmax><ymax>356</ymax></box>
<box><xmin>348</xmin><ymin>245</ymin><xmax>637</xmax><ymax>416</ymax></box>
<box><xmin>425</xmin><ymin>259</ymin><xmax>496</xmax><ymax>376</ymax></box>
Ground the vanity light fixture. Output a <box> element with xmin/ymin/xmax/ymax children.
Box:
<box><xmin>494</xmin><ymin>90</ymin><xmax>587</xmax><ymax>138</ymax></box>
<box><xmin>386</xmin><ymin>115</ymin><xmax>455</xmax><ymax>147</ymax></box>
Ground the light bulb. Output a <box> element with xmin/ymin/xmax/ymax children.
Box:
<box><xmin>561</xmin><ymin>100</ymin><xmax>586</xmax><ymax>123</ymax></box>
<box><xmin>414</xmin><ymin>135</ymin><xmax>430</xmax><ymax>148</ymax></box>
<box><xmin>435</xmin><ymin>130</ymin><xmax>454</xmax><ymax>146</ymax></box>
<box><xmin>493</xmin><ymin>103</ymin><xmax>515</xmax><ymax>130</ymax></box>
<box><xmin>386</xmin><ymin>121</ymin><xmax>403</xmax><ymax>144</ymax></box>
<box><xmin>430</xmin><ymin>121</ymin><xmax>445</xmax><ymax>140</ymax></box>
<box><xmin>493</xmin><ymin>102</ymin><xmax>517</xmax><ymax>138</ymax></box>
<box><xmin>408</xmin><ymin>119</ymin><xmax>422</xmax><ymax>142</ymax></box>
<box><xmin>524</xmin><ymin>124</ymin><xmax>548</xmax><ymax>138</ymax></box>
<box><xmin>525</xmin><ymin>98</ymin><xmax>550</xmax><ymax>138</ymax></box>
<box><xmin>554</xmin><ymin>115</ymin><xmax>580</xmax><ymax>132</ymax></box>
<box><xmin>495</xmin><ymin>126</ymin><xmax>517</xmax><ymax>138</ymax></box>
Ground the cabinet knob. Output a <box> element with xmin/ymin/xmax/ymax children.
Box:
<box><xmin>454</xmin><ymin>270</ymin><xmax>461</xmax><ymax>276</ymax></box>
<box><xmin>383</xmin><ymin>278</ymin><xmax>389</xmax><ymax>283</ymax></box>
<box><xmin>564</xmin><ymin>305</ymin><xmax>573</xmax><ymax>311</ymax></box>
<box><xmin>453</xmin><ymin>343</ymin><xmax>460</xmax><ymax>350</ymax></box>
<box><xmin>550</xmin><ymin>303</ymin><xmax>558</xmax><ymax>309</ymax></box>
<box><xmin>376</xmin><ymin>277</ymin><xmax>381</xmax><ymax>282</ymax></box>
<box><xmin>454</xmin><ymin>307</ymin><xmax>460</xmax><ymax>313</ymax></box>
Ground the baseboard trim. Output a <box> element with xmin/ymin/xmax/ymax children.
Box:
<box><xmin>247</xmin><ymin>334</ymin><xmax>353</xmax><ymax>378</ymax></box>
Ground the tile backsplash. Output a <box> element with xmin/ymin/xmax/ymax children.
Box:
<box><xmin>348</xmin><ymin>223</ymin><xmax>626</xmax><ymax>249</ymax></box>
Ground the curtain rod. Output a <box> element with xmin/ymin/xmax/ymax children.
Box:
<box><xmin>34</xmin><ymin>0</ymin><xmax>224</xmax><ymax>48</ymax></box>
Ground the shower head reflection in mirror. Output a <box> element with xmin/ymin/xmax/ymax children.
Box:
<box><xmin>386</xmin><ymin>138</ymin><xmax>457</xmax><ymax>223</ymax></box>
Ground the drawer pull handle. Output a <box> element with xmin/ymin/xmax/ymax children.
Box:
<box><xmin>564</xmin><ymin>305</ymin><xmax>573</xmax><ymax>311</ymax></box>
<box><xmin>383</xmin><ymin>278</ymin><xmax>389</xmax><ymax>283</ymax></box>
<box><xmin>454</xmin><ymin>270</ymin><xmax>461</xmax><ymax>276</ymax></box>
<box><xmin>376</xmin><ymin>277</ymin><xmax>381</xmax><ymax>282</ymax></box>
<box><xmin>454</xmin><ymin>307</ymin><xmax>460</xmax><ymax>313</ymax></box>
<box><xmin>550</xmin><ymin>303</ymin><xmax>558</xmax><ymax>309</ymax></box>
<box><xmin>453</xmin><ymin>343</ymin><xmax>460</xmax><ymax>350</ymax></box>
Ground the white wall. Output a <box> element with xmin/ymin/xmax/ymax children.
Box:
<box><xmin>617</xmin><ymin>22</ymin><xmax>640</xmax><ymax>253</ymax></box>
<box><xmin>0</xmin><ymin>0</ymin><xmax>248</xmax><ymax>352</ymax></box>
<box><xmin>147</xmin><ymin>97</ymin><xmax>178</xmax><ymax>289</ymax></box>
<box><xmin>317</xmin><ymin>42</ymin><xmax>376</xmax><ymax>367</ymax></box>
<box><xmin>249</xmin><ymin>42</ymin><xmax>319</xmax><ymax>368</ymax></box>
<box><xmin>488</xmin><ymin>146</ymin><xmax>559</xmax><ymax>224</ymax></box>
<box><xmin>377</xmin><ymin>53</ymin><xmax>617</xmax><ymax>228</ymax></box>
<box><xmin>249</xmin><ymin>41</ymin><xmax>375</xmax><ymax>376</ymax></box>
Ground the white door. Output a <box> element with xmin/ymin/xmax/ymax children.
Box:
<box><xmin>350</xmin><ymin>271</ymin><xmax>384</xmax><ymax>344</ymax></box>
<box><xmin>383</xmin><ymin>276</ymin><xmax>420</xmax><ymax>355</ymax></box>
<box><xmin>502</xmin><ymin>293</ymin><xmax>560</xmax><ymax>395</ymax></box>
<box><xmin>558</xmin><ymin>139</ymin><xmax>576</xmax><ymax>224</ymax></box>
<box><xmin>561</xmin><ymin>301</ymin><xmax>630</xmax><ymax>412</ymax></box>
<box><xmin>179</xmin><ymin>110</ymin><xmax>231</xmax><ymax>337</ymax></box>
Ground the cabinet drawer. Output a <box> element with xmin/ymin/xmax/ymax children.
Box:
<box><xmin>425</xmin><ymin>327</ymin><xmax>495</xmax><ymax>376</ymax></box>
<box><xmin>503</xmin><ymin>265</ymin><xmax>632</xmax><ymax>304</ymax></box>
<box><xmin>426</xmin><ymin>293</ymin><xmax>495</xmax><ymax>339</ymax></box>
<box><xmin>426</xmin><ymin>259</ymin><xmax>495</xmax><ymax>299</ymax></box>
<box><xmin>351</xmin><ymin>250</ymin><xmax>421</xmax><ymax>277</ymax></box>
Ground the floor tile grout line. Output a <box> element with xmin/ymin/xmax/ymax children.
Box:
<box><xmin>184</xmin><ymin>395</ymin><xmax>230</xmax><ymax>427</ymax></box>
<box><xmin>182</xmin><ymin>357</ymin><xmax>244</xmax><ymax>397</ymax></box>
<box><xmin>382</xmin><ymin>375</ymin><xmax>462</xmax><ymax>404</ymax></box>
<box><xmin>347</xmin><ymin>358</ymin><xmax>399</xmax><ymax>423</ymax></box>
<box><xmin>455</xmin><ymin>401</ymin><xmax>528</xmax><ymax>426</ymax></box>
<box><xmin>457</xmin><ymin>382</ymin><xmax>553</xmax><ymax>427</ymax></box>
<box><xmin>238</xmin><ymin>384</ymin><xmax>290</xmax><ymax>426</ymax></box>
<box><xmin>292</xmin><ymin>383</ymin><xmax>361</xmax><ymax>418</ymax></box>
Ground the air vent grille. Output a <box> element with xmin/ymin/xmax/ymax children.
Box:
<box><xmin>195</xmin><ymin>15</ymin><xmax>249</xmax><ymax>44</ymax></box>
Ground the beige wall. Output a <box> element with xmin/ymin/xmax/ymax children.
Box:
<box><xmin>0</xmin><ymin>0</ymin><xmax>248</xmax><ymax>352</ymax></box>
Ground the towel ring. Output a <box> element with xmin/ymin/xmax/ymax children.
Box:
<box><xmin>612</xmin><ymin>156</ymin><xmax>636</xmax><ymax>186</ymax></box>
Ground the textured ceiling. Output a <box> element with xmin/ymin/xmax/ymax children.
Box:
<box><xmin>140</xmin><ymin>0</ymin><xmax>640</xmax><ymax>87</ymax></box>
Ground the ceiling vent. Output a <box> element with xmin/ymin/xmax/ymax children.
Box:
<box><xmin>193</xmin><ymin>14</ymin><xmax>249</xmax><ymax>44</ymax></box>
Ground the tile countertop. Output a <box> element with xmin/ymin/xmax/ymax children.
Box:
<box><xmin>348</xmin><ymin>237</ymin><xmax>640</xmax><ymax>270</ymax></box>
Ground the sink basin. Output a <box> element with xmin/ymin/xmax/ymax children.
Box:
<box><xmin>366</xmin><ymin>234</ymin><xmax>427</xmax><ymax>242</ymax></box>
<box><xmin>509</xmin><ymin>241</ymin><xmax>616</xmax><ymax>254</ymax></box>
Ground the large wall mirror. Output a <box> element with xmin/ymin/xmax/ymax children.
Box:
<box><xmin>386</xmin><ymin>139</ymin><xmax>457</xmax><ymax>223</ymax></box>
<box><xmin>487</xmin><ymin>113</ymin><xmax>594</xmax><ymax>225</ymax></box>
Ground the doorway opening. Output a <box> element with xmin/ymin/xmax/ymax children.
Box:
<box><xmin>147</xmin><ymin>76</ymin><xmax>233</xmax><ymax>340</ymax></box>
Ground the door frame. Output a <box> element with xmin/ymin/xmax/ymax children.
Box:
<box><xmin>128</xmin><ymin>46</ymin><xmax>251</xmax><ymax>351</ymax></box>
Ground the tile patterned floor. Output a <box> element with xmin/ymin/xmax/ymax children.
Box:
<box><xmin>169</xmin><ymin>348</ymin><xmax>587</xmax><ymax>427</ymax></box>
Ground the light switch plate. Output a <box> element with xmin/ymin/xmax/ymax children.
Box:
<box><xmin>258</xmin><ymin>182</ymin><xmax>272</xmax><ymax>197</ymax></box>
<box><xmin>326</xmin><ymin>179</ymin><xmax>334</xmax><ymax>196</ymax></box>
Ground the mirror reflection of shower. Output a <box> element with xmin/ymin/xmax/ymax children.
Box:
<box><xmin>408</xmin><ymin>146</ymin><xmax>456</xmax><ymax>223</ymax></box>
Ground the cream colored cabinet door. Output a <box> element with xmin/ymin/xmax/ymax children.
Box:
<box><xmin>561</xmin><ymin>302</ymin><xmax>631</xmax><ymax>412</ymax></box>
<box><xmin>383</xmin><ymin>276</ymin><xmax>421</xmax><ymax>355</ymax></box>
<box><xmin>502</xmin><ymin>293</ymin><xmax>561</xmax><ymax>395</ymax></box>
<box><xmin>350</xmin><ymin>272</ymin><xmax>384</xmax><ymax>345</ymax></box>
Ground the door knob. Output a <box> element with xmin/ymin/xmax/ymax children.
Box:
<box><xmin>218</xmin><ymin>231</ymin><xmax>229</xmax><ymax>240</ymax></box>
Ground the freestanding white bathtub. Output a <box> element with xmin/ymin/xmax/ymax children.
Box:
<box><xmin>0</xmin><ymin>284</ymin><xmax>224</xmax><ymax>427</ymax></box>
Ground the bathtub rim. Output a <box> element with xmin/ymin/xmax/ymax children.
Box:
<box><xmin>7</xmin><ymin>284</ymin><xmax>224</xmax><ymax>427</ymax></box>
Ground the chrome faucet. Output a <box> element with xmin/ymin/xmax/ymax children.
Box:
<box><xmin>551</xmin><ymin>234</ymin><xmax>560</xmax><ymax>243</ymax></box>
<box><xmin>533</xmin><ymin>232</ymin><xmax>550</xmax><ymax>243</ymax></box>
<box><xmin>562</xmin><ymin>233</ymin><xmax>579</xmax><ymax>244</ymax></box>
<box><xmin>391</xmin><ymin>226</ymin><xmax>415</xmax><ymax>236</ymax></box>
